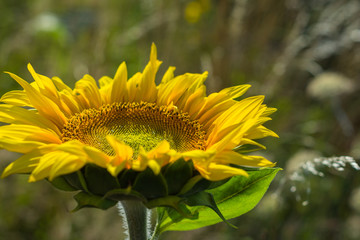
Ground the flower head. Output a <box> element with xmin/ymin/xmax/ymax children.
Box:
<box><xmin>0</xmin><ymin>44</ymin><xmax>277</xmax><ymax>213</ymax></box>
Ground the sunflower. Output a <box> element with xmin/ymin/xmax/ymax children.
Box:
<box><xmin>0</xmin><ymin>44</ymin><xmax>277</xmax><ymax>199</ymax></box>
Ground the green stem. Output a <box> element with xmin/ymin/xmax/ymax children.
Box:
<box><xmin>119</xmin><ymin>200</ymin><xmax>148</xmax><ymax>240</ymax></box>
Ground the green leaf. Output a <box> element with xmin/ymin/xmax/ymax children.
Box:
<box><xmin>72</xmin><ymin>191</ymin><xmax>117</xmax><ymax>211</ymax></box>
<box><xmin>158</xmin><ymin>168</ymin><xmax>280</xmax><ymax>232</ymax></box>
<box><xmin>165</xmin><ymin>202</ymin><xmax>198</xmax><ymax>220</ymax></box>
<box><xmin>184</xmin><ymin>191</ymin><xmax>237</xmax><ymax>228</ymax></box>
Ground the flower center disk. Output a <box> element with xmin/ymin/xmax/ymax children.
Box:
<box><xmin>61</xmin><ymin>102</ymin><xmax>206</xmax><ymax>156</ymax></box>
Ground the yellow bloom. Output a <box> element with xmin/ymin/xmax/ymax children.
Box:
<box><xmin>184</xmin><ymin>0</ymin><xmax>210</xmax><ymax>24</ymax></box>
<box><xmin>0</xmin><ymin>43</ymin><xmax>277</xmax><ymax>184</ymax></box>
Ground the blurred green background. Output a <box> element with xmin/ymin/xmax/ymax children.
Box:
<box><xmin>1</xmin><ymin>0</ymin><xmax>360</xmax><ymax>239</ymax></box>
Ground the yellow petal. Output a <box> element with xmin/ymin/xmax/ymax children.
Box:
<box><xmin>106</xmin><ymin>135</ymin><xmax>133</xmax><ymax>159</ymax></box>
<box><xmin>146</xmin><ymin>140</ymin><xmax>171</xmax><ymax>159</ymax></box>
<box><xmin>29</xmin><ymin>150</ymin><xmax>85</xmax><ymax>182</ymax></box>
<box><xmin>0</xmin><ymin>125</ymin><xmax>61</xmax><ymax>153</ymax></box>
<box><xmin>157</xmin><ymin>72</ymin><xmax>207</xmax><ymax>108</ymax></box>
<box><xmin>29</xmin><ymin>141</ymin><xmax>90</xmax><ymax>182</ymax></box>
<box><xmin>1</xmin><ymin>145</ymin><xmax>55</xmax><ymax>178</ymax></box>
<box><xmin>83</xmin><ymin>146</ymin><xmax>110</xmax><ymax>168</ymax></box>
<box><xmin>178</xmin><ymin>150</ymin><xmax>214</xmax><ymax>180</ymax></box>
<box><xmin>196</xmin><ymin>84</ymin><xmax>251</xmax><ymax>125</ymax></box>
<box><xmin>29</xmin><ymin>151</ymin><xmax>57</xmax><ymax>182</ymax></box>
<box><xmin>161</xmin><ymin>66</ymin><xmax>176</xmax><ymax>84</ymax></box>
<box><xmin>181</xmin><ymin>149</ymin><xmax>215</xmax><ymax>160</ymax></box>
<box><xmin>245</xmin><ymin>125</ymin><xmax>279</xmax><ymax>139</ymax></box>
<box><xmin>127</xmin><ymin>72</ymin><xmax>142</xmax><ymax>102</ymax></box>
<box><xmin>55</xmin><ymin>140</ymin><xmax>86</xmax><ymax>155</ymax></box>
<box><xmin>107</xmin><ymin>159</ymin><xmax>127</xmax><ymax>177</ymax></box>
<box><xmin>74</xmin><ymin>74</ymin><xmax>102</xmax><ymax>108</ymax></box>
<box><xmin>208</xmin><ymin>118</ymin><xmax>260</xmax><ymax>151</ymax></box>
<box><xmin>99</xmin><ymin>76</ymin><xmax>113</xmax><ymax>88</ymax></box>
<box><xmin>48</xmin><ymin>152</ymin><xmax>86</xmax><ymax>181</ymax></box>
<box><xmin>58</xmin><ymin>90</ymin><xmax>82</xmax><ymax>115</ymax></box>
<box><xmin>182</xmin><ymin>85</ymin><xmax>206</xmax><ymax>118</ymax></box>
<box><xmin>0</xmin><ymin>104</ymin><xmax>61</xmax><ymax>135</ymax></box>
<box><xmin>202</xmin><ymin>163</ymin><xmax>249</xmax><ymax>181</ymax></box>
<box><xmin>27</xmin><ymin>67</ymin><xmax>77</xmax><ymax>117</ymax></box>
<box><xmin>133</xmin><ymin>141</ymin><xmax>172</xmax><ymax>174</ymax></box>
<box><xmin>6</xmin><ymin>72</ymin><xmax>67</xmax><ymax>128</ymax></box>
<box><xmin>206</xmin><ymin>97</ymin><xmax>268</xmax><ymax>148</ymax></box>
<box><xmin>211</xmin><ymin>95</ymin><xmax>264</xmax><ymax>132</ymax></box>
<box><xmin>0</xmin><ymin>138</ymin><xmax>45</xmax><ymax>154</ymax></box>
<box><xmin>214</xmin><ymin>150</ymin><xmax>275</xmax><ymax>168</ymax></box>
<box><xmin>52</xmin><ymin>76</ymin><xmax>73</xmax><ymax>92</ymax></box>
<box><xmin>145</xmin><ymin>140</ymin><xmax>171</xmax><ymax>173</ymax></box>
<box><xmin>262</xmin><ymin>107</ymin><xmax>277</xmax><ymax>117</ymax></box>
<box><xmin>106</xmin><ymin>135</ymin><xmax>133</xmax><ymax>176</ymax></box>
<box><xmin>132</xmin><ymin>146</ymin><xmax>148</xmax><ymax>171</ymax></box>
<box><xmin>199</xmin><ymin>101</ymin><xmax>236</xmax><ymax>130</ymax></box>
<box><xmin>135</xmin><ymin>43</ymin><xmax>161</xmax><ymax>103</ymax></box>
<box><xmin>111</xmin><ymin>62</ymin><xmax>128</xmax><ymax>103</ymax></box>
<box><xmin>218</xmin><ymin>84</ymin><xmax>251</xmax><ymax>99</ymax></box>
<box><xmin>27</xmin><ymin>63</ymin><xmax>59</xmax><ymax>100</ymax></box>
<box><xmin>201</xmin><ymin>85</ymin><xmax>251</xmax><ymax>116</ymax></box>
<box><xmin>0</xmin><ymin>124</ymin><xmax>61</xmax><ymax>144</ymax></box>
<box><xmin>147</xmin><ymin>159</ymin><xmax>162</xmax><ymax>175</ymax></box>
<box><xmin>237</xmin><ymin>138</ymin><xmax>266</xmax><ymax>150</ymax></box>
<box><xmin>0</xmin><ymin>90</ymin><xmax>31</xmax><ymax>106</ymax></box>
<box><xmin>99</xmin><ymin>76</ymin><xmax>114</xmax><ymax>104</ymax></box>
<box><xmin>56</xmin><ymin>140</ymin><xmax>109</xmax><ymax>172</ymax></box>
<box><xmin>1</xmin><ymin>155</ymin><xmax>39</xmax><ymax>178</ymax></box>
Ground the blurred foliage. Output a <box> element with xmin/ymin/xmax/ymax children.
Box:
<box><xmin>1</xmin><ymin>0</ymin><xmax>360</xmax><ymax>239</ymax></box>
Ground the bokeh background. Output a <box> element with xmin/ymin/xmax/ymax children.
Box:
<box><xmin>1</xmin><ymin>0</ymin><xmax>360</xmax><ymax>239</ymax></box>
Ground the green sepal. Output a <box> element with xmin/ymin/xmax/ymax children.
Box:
<box><xmin>49</xmin><ymin>176</ymin><xmax>78</xmax><ymax>191</ymax></box>
<box><xmin>104</xmin><ymin>188</ymin><xmax>147</xmax><ymax>202</ymax></box>
<box><xmin>63</xmin><ymin>172</ymin><xmax>84</xmax><ymax>191</ymax></box>
<box><xmin>84</xmin><ymin>165</ymin><xmax>120</xmax><ymax>195</ymax></box>
<box><xmin>181</xmin><ymin>178</ymin><xmax>211</xmax><ymax>196</ymax></box>
<box><xmin>178</xmin><ymin>175</ymin><xmax>203</xmax><ymax>195</ymax></box>
<box><xmin>132</xmin><ymin>168</ymin><xmax>168</xmax><ymax>200</ymax></box>
<box><xmin>118</xmin><ymin>169</ymin><xmax>138</xmax><ymax>188</ymax></box>
<box><xmin>163</xmin><ymin>159</ymin><xmax>193</xmax><ymax>195</ymax></box>
<box><xmin>72</xmin><ymin>191</ymin><xmax>117</xmax><ymax>211</ymax></box>
<box><xmin>76</xmin><ymin>171</ymin><xmax>90</xmax><ymax>192</ymax></box>
<box><xmin>184</xmin><ymin>191</ymin><xmax>237</xmax><ymax>228</ymax></box>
